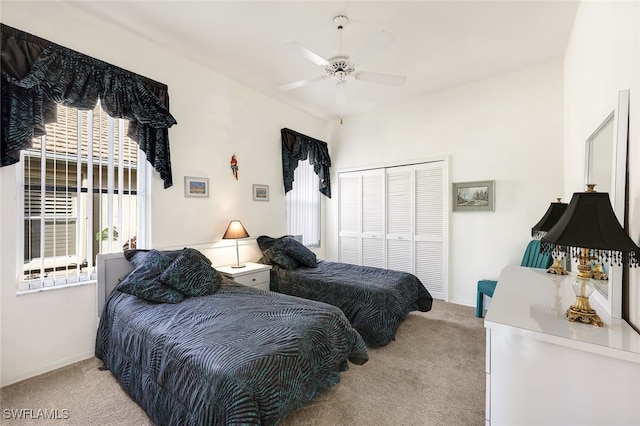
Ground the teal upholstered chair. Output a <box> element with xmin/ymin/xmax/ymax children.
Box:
<box><xmin>475</xmin><ymin>240</ymin><xmax>553</xmax><ymax>318</ymax></box>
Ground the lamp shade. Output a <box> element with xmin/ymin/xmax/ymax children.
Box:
<box><xmin>222</xmin><ymin>220</ymin><xmax>249</xmax><ymax>240</ymax></box>
<box><xmin>541</xmin><ymin>189</ymin><xmax>640</xmax><ymax>266</ymax></box>
<box><xmin>532</xmin><ymin>199</ymin><xmax>567</xmax><ymax>239</ymax></box>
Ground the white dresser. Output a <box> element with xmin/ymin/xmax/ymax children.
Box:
<box><xmin>217</xmin><ymin>262</ymin><xmax>272</xmax><ymax>291</ymax></box>
<box><xmin>484</xmin><ymin>265</ymin><xmax>640</xmax><ymax>426</ymax></box>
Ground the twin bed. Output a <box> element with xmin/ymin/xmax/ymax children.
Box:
<box><xmin>269</xmin><ymin>261</ymin><xmax>432</xmax><ymax>346</ymax></box>
<box><xmin>96</xmin><ymin>241</ymin><xmax>432</xmax><ymax>424</ymax></box>
<box><xmin>96</xmin><ymin>250</ymin><xmax>367</xmax><ymax>425</ymax></box>
<box><xmin>257</xmin><ymin>235</ymin><xmax>433</xmax><ymax>347</ymax></box>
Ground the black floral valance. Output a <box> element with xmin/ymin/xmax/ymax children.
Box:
<box><xmin>1</xmin><ymin>24</ymin><xmax>177</xmax><ymax>188</ymax></box>
<box><xmin>281</xmin><ymin>128</ymin><xmax>331</xmax><ymax>198</ymax></box>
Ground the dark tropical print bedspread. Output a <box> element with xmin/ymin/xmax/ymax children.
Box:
<box><xmin>270</xmin><ymin>260</ymin><xmax>433</xmax><ymax>347</ymax></box>
<box><xmin>95</xmin><ymin>281</ymin><xmax>368</xmax><ymax>426</ymax></box>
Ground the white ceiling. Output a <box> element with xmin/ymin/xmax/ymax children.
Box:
<box><xmin>68</xmin><ymin>1</ymin><xmax>579</xmax><ymax>122</ymax></box>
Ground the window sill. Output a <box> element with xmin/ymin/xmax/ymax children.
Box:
<box><xmin>17</xmin><ymin>278</ymin><xmax>97</xmax><ymax>296</ymax></box>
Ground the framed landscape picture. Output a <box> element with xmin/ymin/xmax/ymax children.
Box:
<box><xmin>452</xmin><ymin>180</ymin><xmax>495</xmax><ymax>212</ymax></box>
<box><xmin>253</xmin><ymin>184</ymin><xmax>269</xmax><ymax>201</ymax></box>
<box><xmin>184</xmin><ymin>176</ymin><xmax>209</xmax><ymax>198</ymax></box>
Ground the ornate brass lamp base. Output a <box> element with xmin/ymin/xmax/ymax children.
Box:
<box><xmin>566</xmin><ymin>296</ymin><xmax>603</xmax><ymax>327</ymax></box>
<box><xmin>547</xmin><ymin>258</ymin><xmax>568</xmax><ymax>275</ymax></box>
<box><xmin>591</xmin><ymin>262</ymin><xmax>608</xmax><ymax>280</ymax></box>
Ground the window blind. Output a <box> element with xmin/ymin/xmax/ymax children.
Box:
<box><xmin>286</xmin><ymin>159</ymin><xmax>321</xmax><ymax>247</ymax></box>
<box><xmin>20</xmin><ymin>103</ymin><xmax>144</xmax><ymax>290</ymax></box>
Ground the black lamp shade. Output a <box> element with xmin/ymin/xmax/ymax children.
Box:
<box><xmin>532</xmin><ymin>201</ymin><xmax>567</xmax><ymax>238</ymax></box>
<box><xmin>541</xmin><ymin>191</ymin><xmax>640</xmax><ymax>266</ymax></box>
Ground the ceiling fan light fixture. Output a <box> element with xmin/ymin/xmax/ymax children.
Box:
<box><xmin>333</xmin><ymin>15</ymin><xmax>349</xmax><ymax>29</ymax></box>
<box><xmin>325</xmin><ymin>56</ymin><xmax>355</xmax><ymax>77</ymax></box>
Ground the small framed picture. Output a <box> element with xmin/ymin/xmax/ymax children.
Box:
<box><xmin>184</xmin><ymin>176</ymin><xmax>209</xmax><ymax>198</ymax></box>
<box><xmin>253</xmin><ymin>184</ymin><xmax>269</xmax><ymax>201</ymax></box>
<box><xmin>452</xmin><ymin>180</ymin><xmax>495</xmax><ymax>212</ymax></box>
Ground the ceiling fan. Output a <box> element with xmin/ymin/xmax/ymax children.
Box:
<box><xmin>278</xmin><ymin>15</ymin><xmax>407</xmax><ymax>108</ymax></box>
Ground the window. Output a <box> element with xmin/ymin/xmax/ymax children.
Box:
<box><xmin>286</xmin><ymin>159</ymin><xmax>321</xmax><ymax>247</ymax></box>
<box><xmin>19</xmin><ymin>103</ymin><xmax>148</xmax><ymax>290</ymax></box>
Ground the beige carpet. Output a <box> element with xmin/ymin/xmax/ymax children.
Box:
<box><xmin>0</xmin><ymin>301</ymin><xmax>485</xmax><ymax>426</ymax></box>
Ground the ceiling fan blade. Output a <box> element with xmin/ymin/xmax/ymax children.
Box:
<box><xmin>355</xmin><ymin>71</ymin><xmax>407</xmax><ymax>86</ymax></box>
<box><xmin>350</xmin><ymin>31</ymin><xmax>395</xmax><ymax>65</ymax></box>
<box><xmin>278</xmin><ymin>75</ymin><xmax>327</xmax><ymax>91</ymax></box>
<box><xmin>284</xmin><ymin>41</ymin><xmax>330</xmax><ymax>67</ymax></box>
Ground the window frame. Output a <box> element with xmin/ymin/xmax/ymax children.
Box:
<box><xmin>15</xmin><ymin>104</ymin><xmax>152</xmax><ymax>293</ymax></box>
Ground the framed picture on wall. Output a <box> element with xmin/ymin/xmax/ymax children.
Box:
<box><xmin>253</xmin><ymin>184</ymin><xmax>269</xmax><ymax>201</ymax></box>
<box><xmin>184</xmin><ymin>176</ymin><xmax>209</xmax><ymax>198</ymax></box>
<box><xmin>452</xmin><ymin>180</ymin><xmax>495</xmax><ymax>212</ymax></box>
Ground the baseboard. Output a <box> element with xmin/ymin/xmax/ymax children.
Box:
<box><xmin>447</xmin><ymin>297</ymin><xmax>475</xmax><ymax>309</ymax></box>
<box><xmin>1</xmin><ymin>350</ymin><xmax>95</xmax><ymax>388</ymax></box>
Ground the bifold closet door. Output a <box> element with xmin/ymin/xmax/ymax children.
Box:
<box><xmin>338</xmin><ymin>172</ymin><xmax>361</xmax><ymax>265</ymax></box>
<box><xmin>386</xmin><ymin>165</ymin><xmax>414</xmax><ymax>274</ymax></box>
<box><xmin>338</xmin><ymin>169</ymin><xmax>386</xmax><ymax>268</ymax></box>
<box><xmin>386</xmin><ymin>162</ymin><xmax>446</xmax><ymax>299</ymax></box>
<box><xmin>338</xmin><ymin>161</ymin><xmax>446</xmax><ymax>299</ymax></box>
<box><xmin>414</xmin><ymin>163</ymin><xmax>446</xmax><ymax>300</ymax></box>
<box><xmin>361</xmin><ymin>169</ymin><xmax>385</xmax><ymax>268</ymax></box>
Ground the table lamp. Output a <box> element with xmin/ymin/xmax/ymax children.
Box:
<box><xmin>222</xmin><ymin>220</ymin><xmax>250</xmax><ymax>268</ymax></box>
<box><xmin>541</xmin><ymin>184</ymin><xmax>640</xmax><ymax>327</ymax></box>
<box><xmin>532</xmin><ymin>198</ymin><xmax>568</xmax><ymax>275</ymax></box>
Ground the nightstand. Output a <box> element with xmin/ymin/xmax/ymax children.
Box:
<box><xmin>217</xmin><ymin>262</ymin><xmax>272</xmax><ymax>291</ymax></box>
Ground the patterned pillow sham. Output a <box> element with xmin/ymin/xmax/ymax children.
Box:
<box><xmin>282</xmin><ymin>236</ymin><xmax>317</xmax><ymax>267</ymax></box>
<box><xmin>258</xmin><ymin>235</ymin><xmax>317</xmax><ymax>269</ymax></box>
<box><xmin>159</xmin><ymin>248</ymin><xmax>221</xmax><ymax>296</ymax></box>
<box><xmin>263</xmin><ymin>246</ymin><xmax>299</xmax><ymax>269</ymax></box>
<box><xmin>256</xmin><ymin>235</ymin><xmax>279</xmax><ymax>252</ymax></box>
<box><xmin>118</xmin><ymin>249</ymin><xmax>184</xmax><ymax>303</ymax></box>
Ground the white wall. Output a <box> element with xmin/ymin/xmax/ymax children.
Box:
<box><xmin>324</xmin><ymin>61</ymin><xmax>565</xmax><ymax>306</ymax></box>
<box><xmin>0</xmin><ymin>1</ymin><xmax>328</xmax><ymax>386</ymax></box>
<box><xmin>564</xmin><ymin>1</ymin><xmax>640</xmax><ymax>327</ymax></box>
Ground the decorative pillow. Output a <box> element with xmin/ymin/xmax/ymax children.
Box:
<box><xmin>258</xmin><ymin>235</ymin><xmax>317</xmax><ymax>269</ymax></box>
<box><xmin>282</xmin><ymin>236</ymin><xmax>317</xmax><ymax>267</ymax></box>
<box><xmin>124</xmin><ymin>248</ymin><xmax>183</xmax><ymax>262</ymax></box>
<box><xmin>263</xmin><ymin>246</ymin><xmax>299</xmax><ymax>269</ymax></box>
<box><xmin>159</xmin><ymin>248</ymin><xmax>221</xmax><ymax>296</ymax></box>
<box><xmin>118</xmin><ymin>250</ymin><xmax>184</xmax><ymax>303</ymax></box>
<box><xmin>256</xmin><ymin>235</ymin><xmax>279</xmax><ymax>252</ymax></box>
<box><xmin>256</xmin><ymin>254</ymin><xmax>272</xmax><ymax>265</ymax></box>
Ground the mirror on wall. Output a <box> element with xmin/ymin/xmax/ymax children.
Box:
<box><xmin>584</xmin><ymin>111</ymin><xmax>614</xmax><ymax>299</ymax></box>
<box><xmin>585</xmin><ymin>112</ymin><xmax>614</xmax><ymax>199</ymax></box>
<box><xmin>584</xmin><ymin>89</ymin><xmax>629</xmax><ymax>319</ymax></box>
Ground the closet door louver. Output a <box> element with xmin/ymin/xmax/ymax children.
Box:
<box><xmin>338</xmin><ymin>169</ymin><xmax>386</xmax><ymax>267</ymax></box>
<box><xmin>338</xmin><ymin>172</ymin><xmax>361</xmax><ymax>264</ymax></box>
<box><xmin>361</xmin><ymin>169</ymin><xmax>385</xmax><ymax>268</ymax></box>
<box><xmin>386</xmin><ymin>166</ymin><xmax>413</xmax><ymax>274</ymax></box>
<box><xmin>415</xmin><ymin>163</ymin><xmax>446</xmax><ymax>299</ymax></box>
